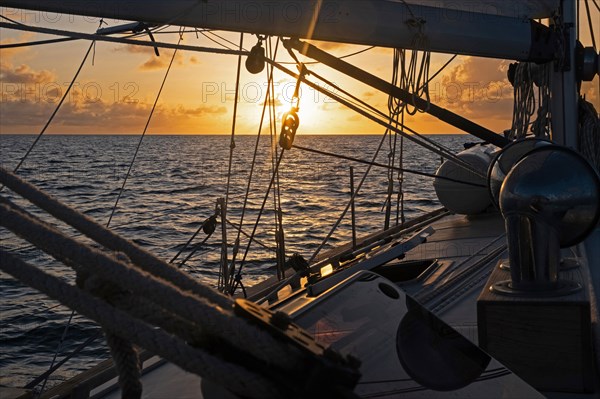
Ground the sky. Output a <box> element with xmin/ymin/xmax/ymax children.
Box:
<box><xmin>0</xmin><ymin>4</ymin><xmax>597</xmax><ymax>135</ymax></box>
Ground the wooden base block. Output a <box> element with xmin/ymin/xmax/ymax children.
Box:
<box><xmin>477</xmin><ymin>261</ymin><xmax>595</xmax><ymax>393</ymax></box>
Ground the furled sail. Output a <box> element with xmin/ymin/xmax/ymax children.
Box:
<box><xmin>0</xmin><ymin>0</ymin><xmax>557</xmax><ymax>61</ymax></box>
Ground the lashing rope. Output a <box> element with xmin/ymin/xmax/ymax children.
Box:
<box><xmin>0</xmin><ymin>168</ymin><xmax>231</xmax><ymax>308</ymax></box>
<box><xmin>0</xmin><ymin>170</ymin><xmax>360</xmax><ymax>398</ymax></box>
<box><xmin>509</xmin><ymin>62</ymin><xmax>552</xmax><ymax>140</ymax></box>
<box><xmin>0</xmin><ymin>200</ymin><xmax>301</xmax><ymax>370</ymax></box>
<box><xmin>0</xmin><ymin>251</ymin><xmax>280</xmax><ymax>399</ymax></box>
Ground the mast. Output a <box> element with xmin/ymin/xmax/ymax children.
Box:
<box><xmin>1</xmin><ymin>0</ymin><xmax>556</xmax><ymax>62</ymax></box>
<box><xmin>550</xmin><ymin>0</ymin><xmax>578</xmax><ymax>148</ymax></box>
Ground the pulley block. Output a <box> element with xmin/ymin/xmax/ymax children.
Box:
<box><xmin>279</xmin><ymin>110</ymin><xmax>300</xmax><ymax>150</ymax></box>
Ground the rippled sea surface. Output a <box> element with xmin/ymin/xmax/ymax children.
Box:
<box><xmin>0</xmin><ymin>134</ymin><xmax>468</xmax><ymax>391</ymax></box>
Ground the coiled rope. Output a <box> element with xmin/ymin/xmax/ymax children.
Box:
<box><xmin>579</xmin><ymin>99</ymin><xmax>600</xmax><ymax>171</ymax></box>
<box><xmin>509</xmin><ymin>62</ymin><xmax>552</xmax><ymax>140</ymax></box>
<box><xmin>510</xmin><ymin>63</ymin><xmax>537</xmax><ymax>139</ymax></box>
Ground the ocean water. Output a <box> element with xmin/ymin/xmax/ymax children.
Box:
<box><xmin>0</xmin><ymin>134</ymin><xmax>469</xmax><ymax>392</ymax></box>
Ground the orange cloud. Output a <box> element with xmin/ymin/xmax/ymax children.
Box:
<box><xmin>0</xmin><ymin>63</ymin><xmax>56</xmax><ymax>84</ymax></box>
<box><xmin>114</xmin><ymin>45</ymin><xmax>194</xmax><ymax>71</ymax></box>
<box><xmin>0</xmin><ymin>32</ymin><xmax>36</xmax><ymax>59</ymax></box>
<box><xmin>0</xmin><ymin>95</ymin><xmax>227</xmax><ymax>133</ymax></box>
<box><xmin>1</xmin><ymin>34</ymin><xmax>57</xmax><ymax>84</ymax></box>
<box><xmin>433</xmin><ymin>56</ymin><xmax>513</xmax><ymax>124</ymax></box>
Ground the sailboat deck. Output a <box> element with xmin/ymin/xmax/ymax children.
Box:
<box><xmin>36</xmin><ymin>210</ymin><xmax>599</xmax><ymax>399</ymax></box>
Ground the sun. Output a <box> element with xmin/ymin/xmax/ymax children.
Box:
<box><xmin>270</xmin><ymin>77</ymin><xmax>331</xmax><ymax>134</ymax></box>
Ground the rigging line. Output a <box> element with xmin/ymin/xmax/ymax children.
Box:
<box><xmin>177</xmin><ymin>234</ymin><xmax>212</xmax><ymax>269</ymax></box>
<box><xmin>150</xmin><ymin>28</ymin><xmax>211</xmax><ymax>35</ymax></box>
<box><xmin>107</xmin><ymin>36</ymin><xmax>182</xmax><ymax>228</ymax></box>
<box><xmin>205</xmin><ymin>30</ymin><xmax>248</xmax><ymax>51</ymax></box>
<box><xmin>276</xmin><ymin>45</ymin><xmax>376</xmax><ymax>65</ymax></box>
<box><xmin>270</xmin><ymin>59</ymin><xmax>485</xmax><ymax>178</ymax></box>
<box><xmin>3</xmin><ymin>303</ymin><xmax>64</xmax><ymax>325</ymax></box>
<box><xmin>578</xmin><ymin>0</ymin><xmax>581</xmax><ymax>41</ymax></box>
<box><xmin>306</xmin><ymin>66</ymin><xmax>466</xmax><ymax>165</ymax></box>
<box><xmin>0</xmin><ymin>22</ymin><xmax>248</xmax><ymax>57</ymax></box>
<box><xmin>36</xmin><ymin>309</ymin><xmax>75</xmax><ymax>397</ymax></box>
<box><xmin>396</xmin><ymin>111</ymin><xmax>406</xmax><ymax>226</ymax></box>
<box><xmin>221</xmin><ymin>32</ymin><xmax>244</xmax><ymax>291</ymax></box>
<box><xmin>227</xmin><ymin>37</ymin><xmax>281</xmax><ymax>283</ymax></box>
<box><xmin>0</xmin><ymin>13</ymin><xmax>24</xmax><ymax>25</ymax></box>
<box><xmin>226</xmin><ymin>219</ymin><xmax>278</xmax><ymax>253</ymax></box>
<box><xmin>308</xmin><ymin>131</ymin><xmax>390</xmax><ymax>264</ymax></box>
<box><xmin>4</xmin><ymin>202</ymin><xmax>196</xmax><ymax>254</ymax></box>
<box><xmin>355</xmin><ymin>367</ymin><xmax>511</xmax><ymax>385</ymax></box>
<box><xmin>269</xmin><ymin>37</ymin><xmax>285</xmax><ymax>280</ymax></box>
<box><xmin>224</xmin><ymin>33</ymin><xmax>244</xmax><ymax>211</ymax></box>
<box><xmin>584</xmin><ymin>0</ymin><xmax>597</xmax><ymax>49</ymax></box>
<box><xmin>399</xmin><ymin>0</ymin><xmax>417</xmax><ymax>20</ymax></box>
<box><xmin>7</xmin><ymin>42</ymin><xmax>94</xmax><ymax>176</ymax></box>
<box><xmin>418</xmin><ymin>54</ymin><xmax>457</xmax><ymax>92</ymax></box>
<box><xmin>384</xmin><ymin>50</ymin><xmax>401</xmax><ymax>228</ymax></box>
<box><xmin>0</xmin><ymin>37</ymin><xmax>76</xmax><ymax>49</ymax></box>
<box><xmin>279</xmin><ymin>58</ymin><xmax>484</xmax><ymax>177</ymax></box>
<box><xmin>592</xmin><ymin>0</ymin><xmax>600</xmax><ymax>12</ymax></box>
<box><xmin>24</xmin><ymin>330</ymin><xmax>102</xmax><ymax>390</ymax></box>
<box><xmin>230</xmin><ymin>149</ymin><xmax>286</xmax><ymax>294</ymax></box>
<box><xmin>359</xmin><ymin>370</ymin><xmax>511</xmax><ymax>398</ymax></box>
<box><xmin>0</xmin><ymin>21</ymin><xmax>171</xmax><ymax>51</ymax></box>
<box><xmin>169</xmin><ymin>218</ymin><xmax>211</xmax><ymax>264</ymax></box>
<box><xmin>199</xmin><ymin>30</ymin><xmax>235</xmax><ymax>50</ymax></box>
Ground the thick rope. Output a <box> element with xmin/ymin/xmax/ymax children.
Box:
<box><xmin>0</xmin><ymin>167</ymin><xmax>231</xmax><ymax>309</ymax></box>
<box><xmin>82</xmin><ymin>275</ymin><xmax>208</xmax><ymax>346</ymax></box>
<box><xmin>6</xmin><ymin>202</ymin><xmax>194</xmax><ymax>256</ymax></box>
<box><xmin>6</xmin><ymin>61</ymin><xmax>212</xmax><ymax>390</ymax></box>
<box><xmin>104</xmin><ymin>332</ymin><xmax>142</xmax><ymax>399</ymax></box>
<box><xmin>0</xmin><ymin>200</ymin><xmax>300</xmax><ymax>370</ymax></box>
<box><xmin>0</xmin><ymin>251</ymin><xmax>281</xmax><ymax>399</ymax></box>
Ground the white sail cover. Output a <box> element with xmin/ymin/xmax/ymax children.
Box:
<box><xmin>0</xmin><ymin>0</ymin><xmax>559</xmax><ymax>60</ymax></box>
<box><xmin>401</xmin><ymin>0</ymin><xmax>559</xmax><ymax>18</ymax></box>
